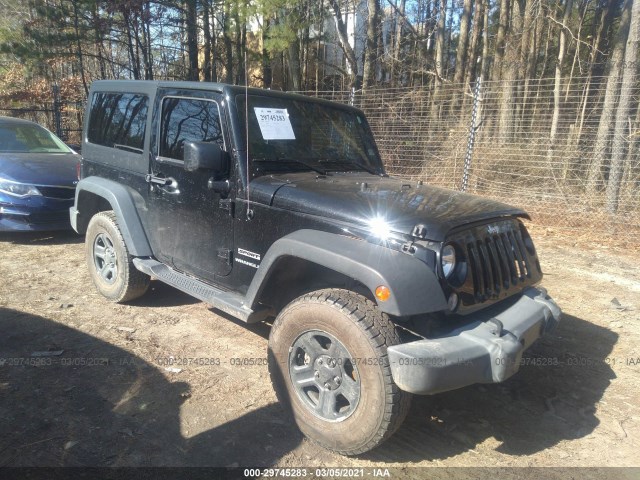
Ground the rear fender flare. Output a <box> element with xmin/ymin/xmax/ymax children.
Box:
<box><xmin>72</xmin><ymin>176</ymin><xmax>152</xmax><ymax>257</ymax></box>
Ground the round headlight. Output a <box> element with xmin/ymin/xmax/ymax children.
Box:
<box><xmin>441</xmin><ymin>244</ymin><xmax>456</xmax><ymax>279</ymax></box>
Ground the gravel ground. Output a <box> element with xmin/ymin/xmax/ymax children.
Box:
<box><xmin>0</xmin><ymin>224</ymin><xmax>638</xmax><ymax>476</ymax></box>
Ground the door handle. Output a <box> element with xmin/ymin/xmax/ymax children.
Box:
<box><xmin>145</xmin><ymin>174</ymin><xmax>170</xmax><ymax>186</ymax></box>
<box><xmin>159</xmin><ymin>177</ymin><xmax>180</xmax><ymax>195</ymax></box>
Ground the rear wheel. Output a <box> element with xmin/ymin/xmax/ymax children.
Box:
<box><xmin>85</xmin><ymin>211</ymin><xmax>150</xmax><ymax>302</ymax></box>
<box><xmin>268</xmin><ymin>289</ymin><xmax>411</xmax><ymax>455</ymax></box>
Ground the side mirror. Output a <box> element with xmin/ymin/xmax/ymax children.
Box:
<box><xmin>183</xmin><ymin>141</ymin><xmax>229</xmax><ymax>174</ymax></box>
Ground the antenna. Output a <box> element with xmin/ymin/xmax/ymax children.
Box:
<box><xmin>244</xmin><ymin>47</ymin><xmax>252</xmax><ymax>220</ymax></box>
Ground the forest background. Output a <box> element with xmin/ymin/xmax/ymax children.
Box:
<box><xmin>0</xmin><ymin>0</ymin><xmax>638</xmax><ymax>242</ymax></box>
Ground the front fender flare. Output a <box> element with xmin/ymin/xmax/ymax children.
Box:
<box><xmin>71</xmin><ymin>176</ymin><xmax>152</xmax><ymax>257</ymax></box>
<box><xmin>245</xmin><ymin>230</ymin><xmax>448</xmax><ymax>317</ymax></box>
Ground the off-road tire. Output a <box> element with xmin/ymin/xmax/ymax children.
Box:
<box><xmin>85</xmin><ymin>211</ymin><xmax>150</xmax><ymax>303</ymax></box>
<box><xmin>268</xmin><ymin>288</ymin><xmax>411</xmax><ymax>455</ymax></box>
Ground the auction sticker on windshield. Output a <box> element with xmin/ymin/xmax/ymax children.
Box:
<box><xmin>254</xmin><ymin>107</ymin><xmax>296</xmax><ymax>140</ymax></box>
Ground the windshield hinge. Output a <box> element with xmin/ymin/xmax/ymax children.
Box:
<box><xmin>219</xmin><ymin>199</ymin><xmax>234</xmax><ymax>216</ymax></box>
<box><xmin>217</xmin><ymin>248</ymin><xmax>232</xmax><ymax>265</ymax></box>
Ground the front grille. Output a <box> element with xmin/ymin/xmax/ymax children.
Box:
<box><xmin>37</xmin><ymin>186</ymin><xmax>76</xmax><ymax>200</ymax></box>
<box><xmin>467</xmin><ymin>229</ymin><xmax>532</xmax><ymax>299</ymax></box>
<box><xmin>448</xmin><ymin>219</ymin><xmax>542</xmax><ymax>308</ymax></box>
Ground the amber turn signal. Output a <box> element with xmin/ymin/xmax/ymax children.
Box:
<box><xmin>375</xmin><ymin>285</ymin><xmax>391</xmax><ymax>302</ymax></box>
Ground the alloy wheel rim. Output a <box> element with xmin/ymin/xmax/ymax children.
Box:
<box><xmin>93</xmin><ymin>232</ymin><xmax>118</xmax><ymax>284</ymax></box>
<box><xmin>288</xmin><ymin>329</ymin><xmax>361</xmax><ymax>422</ymax></box>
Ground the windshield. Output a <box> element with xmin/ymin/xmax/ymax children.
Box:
<box><xmin>0</xmin><ymin>123</ymin><xmax>72</xmax><ymax>154</ymax></box>
<box><xmin>236</xmin><ymin>94</ymin><xmax>383</xmax><ymax>177</ymax></box>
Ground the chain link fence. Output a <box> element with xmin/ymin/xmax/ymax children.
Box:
<box><xmin>2</xmin><ymin>77</ymin><xmax>638</xmax><ymax>245</ymax></box>
<box><xmin>300</xmin><ymin>76</ymin><xmax>640</xmax><ymax>246</ymax></box>
<box><xmin>0</xmin><ymin>93</ymin><xmax>84</xmax><ymax>147</ymax></box>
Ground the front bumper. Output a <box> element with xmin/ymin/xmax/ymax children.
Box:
<box><xmin>388</xmin><ymin>287</ymin><xmax>561</xmax><ymax>395</ymax></box>
<box><xmin>0</xmin><ymin>203</ymin><xmax>73</xmax><ymax>231</ymax></box>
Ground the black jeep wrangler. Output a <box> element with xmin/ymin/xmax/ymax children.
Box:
<box><xmin>71</xmin><ymin>80</ymin><xmax>561</xmax><ymax>455</ymax></box>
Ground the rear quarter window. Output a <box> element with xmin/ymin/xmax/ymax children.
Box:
<box><xmin>87</xmin><ymin>93</ymin><xmax>148</xmax><ymax>153</ymax></box>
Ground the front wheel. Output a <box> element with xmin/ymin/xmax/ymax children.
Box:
<box><xmin>268</xmin><ymin>289</ymin><xmax>411</xmax><ymax>455</ymax></box>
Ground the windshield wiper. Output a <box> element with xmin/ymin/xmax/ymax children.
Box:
<box><xmin>342</xmin><ymin>159</ymin><xmax>382</xmax><ymax>176</ymax></box>
<box><xmin>253</xmin><ymin>156</ymin><xmax>328</xmax><ymax>175</ymax></box>
<box><xmin>314</xmin><ymin>158</ymin><xmax>382</xmax><ymax>176</ymax></box>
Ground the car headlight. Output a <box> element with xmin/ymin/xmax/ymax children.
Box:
<box><xmin>441</xmin><ymin>244</ymin><xmax>456</xmax><ymax>278</ymax></box>
<box><xmin>0</xmin><ymin>178</ymin><xmax>42</xmax><ymax>197</ymax></box>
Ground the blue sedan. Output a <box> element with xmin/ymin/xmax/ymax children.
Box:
<box><xmin>0</xmin><ymin>117</ymin><xmax>80</xmax><ymax>231</ymax></box>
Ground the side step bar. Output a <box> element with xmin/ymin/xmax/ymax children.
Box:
<box><xmin>132</xmin><ymin>258</ymin><xmax>269</xmax><ymax>323</ymax></box>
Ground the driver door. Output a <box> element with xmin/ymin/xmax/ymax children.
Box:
<box><xmin>145</xmin><ymin>92</ymin><xmax>233</xmax><ymax>282</ymax></box>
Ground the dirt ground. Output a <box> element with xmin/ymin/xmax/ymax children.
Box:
<box><xmin>0</xmin><ymin>223</ymin><xmax>639</xmax><ymax>475</ymax></box>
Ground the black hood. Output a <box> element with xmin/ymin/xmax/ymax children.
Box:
<box><xmin>250</xmin><ymin>172</ymin><xmax>528</xmax><ymax>241</ymax></box>
<box><xmin>0</xmin><ymin>153</ymin><xmax>79</xmax><ymax>187</ymax></box>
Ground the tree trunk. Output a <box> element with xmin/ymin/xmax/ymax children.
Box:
<box><xmin>262</xmin><ymin>18</ymin><xmax>272</xmax><ymax>89</ymax></box>
<box><xmin>288</xmin><ymin>35</ymin><xmax>302</xmax><ymax>90</ymax></box>
<box><xmin>185</xmin><ymin>0</ymin><xmax>199</xmax><ymax>81</ymax></box>
<box><xmin>492</xmin><ymin>0</ymin><xmax>510</xmax><ymax>81</ymax></box>
<box><xmin>393</xmin><ymin>0</ymin><xmax>406</xmax><ymax>85</ymax></box>
<box><xmin>434</xmin><ymin>0</ymin><xmax>446</xmax><ymax>90</ymax></box>
<box><xmin>464</xmin><ymin>0</ymin><xmax>484</xmax><ymax>87</ymax></box>
<box><xmin>480</xmin><ymin>0</ymin><xmax>490</xmax><ymax>81</ymax></box>
<box><xmin>521</xmin><ymin>0</ymin><xmax>542</xmax><ymax>123</ymax></box>
<box><xmin>91</xmin><ymin>2</ymin><xmax>107</xmax><ymax>79</ymax></box>
<box><xmin>444</xmin><ymin>0</ymin><xmax>454</xmax><ymax>73</ymax></box>
<box><xmin>431</xmin><ymin>0</ymin><xmax>448</xmax><ymax>120</ymax></box>
<box><xmin>587</xmin><ymin>0</ymin><xmax>633</xmax><ymax>195</ymax></box>
<box><xmin>577</xmin><ymin>0</ymin><xmax>615</xmax><ymax>146</ymax></box>
<box><xmin>202</xmin><ymin>0</ymin><xmax>212</xmax><ymax>82</ymax></box>
<box><xmin>302</xmin><ymin>3</ymin><xmax>311</xmax><ymax>90</ymax></box>
<box><xmin>328</xmin><ymin>0</ymin><xmax>359</xmax><ymax>88</ymax></box>
<box><xmin>498</xmin><ymin>0</ymin><xmax>523</xmax><ymax>144</ymax></box>
<box><xmin>518</xmin><ymin>0</ymin><xmax>533</xmax><ymax>78</ymax></box>
<box><xmin>363</xmin><ymin>0</ymin><xmax>379</xmax><ymax>89</ymax></box>
<box><xmin>139</xmin><ymin>2</ymin><xmax>154</xmax><ymax>80</ymax></box>
<box><xmin>223</xmin><ymin>1</ymin><xmax>234</xmax><ymax>84</ymax></box>
<box><xmin>71</xmin><ymin>0</ymin><xmax>88</xmax><ymax>96</ymax></box>
<box><xmin>623</xmin><ymin>99</ymin><xmax>640</xmax><ymax>195</ymax></box>
<box><xmin>606</xmin><ymin>0</ymin><xmax>639</xmax><ymax>213</ymax></box>
<box><xmin>453</xmin><ymin>0</ymin><xmax>473</xmax><ymax>85</ymax></box>
<box><xmin>549</xmin><ymin>0</ymin><xmax>573</xmax><ymax>146</ymax></box>
<box><xmin>591</xmin><ymin>0</ymin><xmax>617</xmax><ymax>79</ymax></box>
<box><xmin>564</xmin><ymin>2</ymin><xmax>586</xmax><ymax>101</ymax></box>
<box><xmin>122</xmin><ymin>8</ymin><xmax>141</xmax><ymax>80</ymax></box>
<box><xmin>234</xmin><ymin>5</ymin><xmax>244</xmax><ymax>85</ymax></box>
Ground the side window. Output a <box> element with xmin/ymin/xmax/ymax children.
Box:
<box><xmin>87</xmin><ymin>93</ymin><xmax>148</xmax><ymax>152</ymax></box>
<box><xmin>159</xmin><ymin>97</ymin><xmax>224</xmax><ymax>161</ymax></box>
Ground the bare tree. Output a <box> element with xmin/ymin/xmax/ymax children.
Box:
<box><xmin>549</xmin><ymin>0</ymin><xmax>573</xmax><ymax>147</ymax></box>
<box><xmin>202</xmin><ymin>0</ymin><xmax>213</xmax><ymax>82</ymax></box>
<box><xmin>463</xmin><ymin>0</ymin><xmax>484</xmax><ymax>87</ymax></box>
<box><xmin>498</xmin><ymin>0</ymin><xmax>523</xmax><ymax>143</ymax></box>
<box><xmin>328</xmin><ymin>0</ymin><xmax>360</xmax><ymax>87</ymax></box>
<box><xmin>587</xmin><ymin>0</ymin><xmax>633</xmax><ymax>195</ymax></box>
<box><xmin>480</xmin><ymin>0</ymin><xmax>490</xmax><ymax>81</ymax></box>
<box><xmin>453</xmin><ymin>0</ymin><xmax>473</xmax><ymax>85</ymax></box>
<box><xmin>185</xmin><ymin>0</ymin><xmax>199</xmax><ymax>81</ymax></box>
<box><xmin>223</xmin><ymin>0</ymin><xmax>234</xmax><ymax>83</ymax></box>
<box><xmin>434</xmin><ymin>0</ymin><xmax>446</xmax><ymax>90</ymax></box>
<box><xmin>606</xmin><ymin>0</ymin><xmax>640</xmax><ymax>213</ymax></box>
<box><xmin>363</xmin><ymin>0</ymin><xmax>380</xmax><ymax>89</ymax></box>
<box><xmin>492</xmin><ymin>0</ymin><xmax>510</xmax><ymax>81</ymax></box>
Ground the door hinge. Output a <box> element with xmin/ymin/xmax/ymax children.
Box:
<box><xmin>220</xmin><ymin>199</ymin><xmax>234</xmax><ymax>216</ymax></box>
<box><xmin>217</xmin><ymin>248</ymin><xmax>232</xmax><ymax>265</ymax></box>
